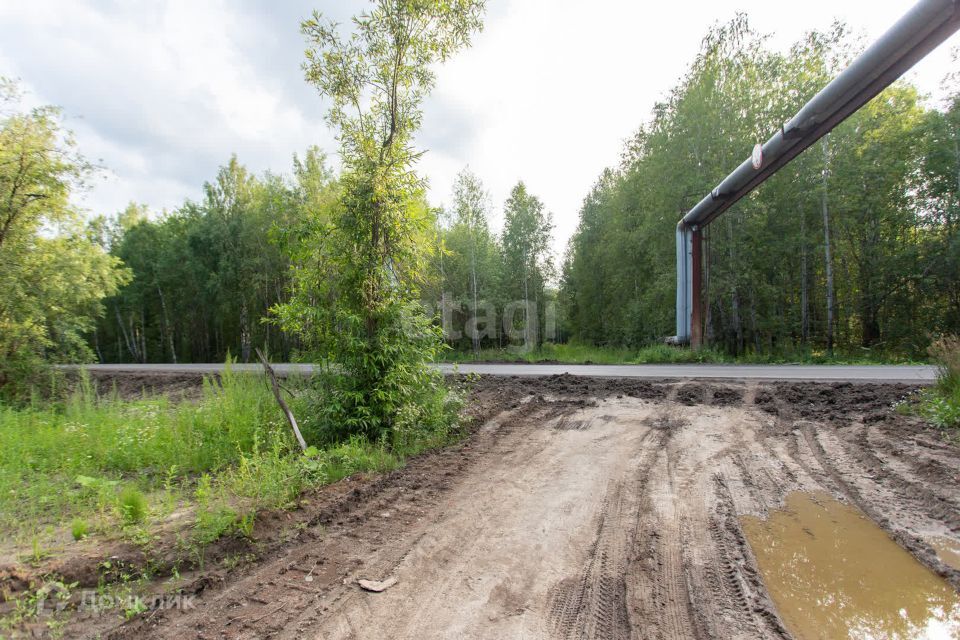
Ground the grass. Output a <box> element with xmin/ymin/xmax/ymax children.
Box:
<box><xmin>0</xmin><ymin>365</ymin><xmax>283</xmax><ymax>543</ymax></box>
<box><xmin>70</xmin><ymin>518</ymin><xmax>90</xmax><ymax>541</ymax></box>
<box><xmin>0</xmin><ymin>362</ymin><xmax>467</xmax><ymax>636</ymax></box>
<box><xmin>921</xmin><ymin>335</ymin><xmax>960</xmax><ymax>431</ymax></box>
<box><xmin>440</xmin><ymin>341</ymin><xmax>920</xmax><ymax>366</ymax></box>
<box><xmin>0</xmin><ymin>363</ymin><xmax>465</xmax><ymax>554</ymax></box>
<box><xmin>119</xmin><ymin>487</ymin><xmax>148</xmax><ymax>525</ymax></box>
<box><xmin>441</xmin><ymin>342</ymin><xmax>722</xmax><ymax>364</ymax></box>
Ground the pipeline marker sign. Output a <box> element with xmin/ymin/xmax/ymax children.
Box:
<box><xmin>751</xmin><ymin>143</ymin><xmax>763</xmax><ymax>170</ymax></box>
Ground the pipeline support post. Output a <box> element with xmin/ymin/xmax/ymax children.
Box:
<box><xmin>674</xmin><ymin>223</ymin><xmax>702</xmax><ymax>348</ymax></box>
<box><xmin>675</xmin><ymin>223</ymin><xmax>691</xmax><ymax>344</ymax></box>
<box><xmin>690</xmin><ymin>227</ymin><xmax>702</xmax><ymax>349</ymax></box>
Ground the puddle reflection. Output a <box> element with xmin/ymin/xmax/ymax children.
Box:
<box><xmin>741</xmin><ymin>492</ymin><xmax>960</xmax><ymax>640</ymax></box>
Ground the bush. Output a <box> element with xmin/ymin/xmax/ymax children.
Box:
<box><xmin>118</xmin><ymin>486</ymin><xmax>148</xmax><ymax>524</ymax></box>
<box><xmin>70</xmin><ymin>518</ymin><xmax>90</xmax><ymax>541</ymax></box>
<box><xmin>1</xmin><ymin>361</ymin><xmax>467</xmax><ymax>554</ymax></box>
<box><xmin>929</xmin><ymin>335</ymin><xmax>960</xmax><ymax>394</ymax></box>
<box><xmin>924</xmin><ymin>335</ymin><xmax>960</xmax><ymax>430</ymax></box>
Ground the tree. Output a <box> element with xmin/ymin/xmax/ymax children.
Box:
<box><xmin>0</xmin><ymin>79</ymin><xmax>127</xmax><ymax>399</ymax></box>
<box><xmin>454</xmin><ymin>169</ymin><xmax>488</xmax><ymax>354</ymax></box>
<box><xmin>94</xmin><ymin>152</ymin><xmax>331</xmax><ymax>365</ymax></box>
<box><xmin>274</xmin><ymin>0</ymin><xmax>485</xmax><ymax>443</ymax></box>
<box><xmin>438</xmin><ymin>168</ymin><xmax>499</xmax><ymax>353</ymax></box>
<box><xmin>560</xmin><ymin>18</ymin><xmax>959</xmax><ymax>357</ymax></box>
<box><xmin>500</xmin><ymin>182</ymin><xmax>553</xmax><ymax>350</ymax></box>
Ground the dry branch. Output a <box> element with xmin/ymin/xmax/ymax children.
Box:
<box><xmin>256</xmin><ymin>347</ymin><xmax>307</xmax><ymax>452</ymax></box>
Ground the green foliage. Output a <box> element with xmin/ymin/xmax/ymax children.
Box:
<box><xmin>443</xmin><ymin>341</ymin><xmax>913</xmax><ymax>365</ymax></box>
<box><xmin>499</xmin><ymin>182</ymin><xmax>555</xmax><ymax>349</ymax></box>
<box><xmin>423</xmin><ymin>171</ymin><xmax>560</xmax><ymax>354</ymax></box>
<box><xmin>118</xmin><ymin>486</ymin><xmax>148</xmax><ymax>524</ymax></box>
<box><xmin>192</xmin><ymin>474</ymin><xmax>241</xmax><ymax>546</ymax></box>
<box><xmin>0</xmin><ymin>366</ymin><xmax>281</xmax><ymax>540</ymax></box>
<box><xmin>560</xmin><ymin>18</ymin><xmax>960</xmax><ymax>357</ymax></box>
<box><xmin>0</xmin><ymin>364</ymin><xmax>468</xmax><ymax>556</ymax></box>
<box><xmin>70</xmin><ymin>518</ymin><xmax>90</xmax><ymax>541</ymax></box>
<box><xmin>217</xmin><ymin>433</ymin><xmax>304</xmax><ymax>510</ymax></box>
<box><xmin>923</xmin><ymin>392</ymin><xmax>960</xmax><ymax>431</ymax></box>
<box><xmin>444</xmin><ymin>342</ymin><xmax>637</xmax><ymax>364</ymax></box>
<box><xmin>92</xmin><ymin>148</ymin><xmax>338</xmax><ymax>365</ymax></box>
<box><xmin>929</xmin><ymin>335</ymin><xmax>960</xmax><ymax>393</ymax></box>
<box><xmin>0</xmin><ymin>79</ymin><xmax>128</xmax><ymax>400</ymax></box>
<box><xmin>924</xmin><ymin>335</ymin><xmax>960</xmax><ymax>430</ymax></box>
<box><xmin>431</xmin><ymin>169</ymin><xmax>502</xmax><ymax>353</ymax></box>
<box><xmin>301</xmin><ymin>436</ymin><xmax>401</xmax><ymax>484</ymax></box>
<box><xmin>276</xmin><ymin>0</ymin><xmax>485</xmax><ymax>443</ymax></box>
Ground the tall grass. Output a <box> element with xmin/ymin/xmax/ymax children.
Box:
<box><xmin>441</xmin><ymin>341</ymin><xmax>922</xmax><ymax>365</ymax></box>
<box><xmin>924</xmin><ymin>335</ymin><xmax>960</xmax><ymax>430</ymax></box>
<box><xmin>0</xmin><ymin>364</ymin><xmax>467</xmax><ymax>547</ymax></box>
<box><xmin>0</xmin><ymin>367</ymin><xmax>285</xmax><ymax>540</ymax></box>
<box><xmin>442</xmin><ymin>342</ymin><xmax>649</xmax><ymax>364</ymax></box>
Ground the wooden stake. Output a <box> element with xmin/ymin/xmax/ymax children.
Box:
<box><xmin>256</xmin><ymin>348</ymin><xmax>307</xmax><ymax>452</ymax></box>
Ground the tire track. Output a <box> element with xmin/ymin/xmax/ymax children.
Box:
<box><xmin>66</xmin><ymin>377</ymin><xmax>956</xmax><ymax>640</ymax></box>
<box><xmin>547</xmin><ymin>429</ymin><xmax>662</xmax><ymax>640</ymax></box>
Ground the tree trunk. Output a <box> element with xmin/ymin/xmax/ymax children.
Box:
<box><xmin>704</xmin><ymin>228</ymin><xmax>714</xmax><ymax>344</ymax></box>
<box><xmin>240</xmin><ymin>304</ymin><xmax>252</xmax><ymax>363</ymax></box>
<box><xmin>157</xmin><ymin>285</ymin><xmax>177</xmax><ymax>364</ymax></box>
<box><xmin>115</xmin><ymin>304</ymin><xmax>140</xmax><ymax>363</ymax></box>
<box><xmin>861</xmin><ymin>306</ymin><xmax>881</xmax><ymax>347</ymax></box>
<box><xmin>821</xmin><ymin>138</ymin><xmax>835</xmax><ymax>354</ymax></box>
<box><xmin>523</xmin><ymin>260</ymin><xmax>531</xmax><ymax>350</ymax></box>
<box><xmin>93</xmin><ymin>328</ymin><xmax>103</xmax><ymax>363</ymax></box>
<box><xmin>470</xmin><ymin>235</ymin><xmax>479</xmax><ymax>355</ymax></box>
<box><xmin>800</xmin><ymin>209</ymin><xmax>809</xmax><ymax>342</ymax></box>
<box><xmin>726</xmin><ymin>215</ymin><xmax>742</xmax><ymax>354</ymax></box>
<box><xmin>140</xmin><ymin>307</ymin><xmax>147</xmax><ymax>364</ymax></box>
<box><xmin>257</xmin><ymin>348</ymin><xmax>307</xmax><ymax>452</ymax></box>
<box><xmin>439</xmin><ymin>240</ymin><xmax>450</xmax><ymax>347</ymax></box>
<box><xmin>954</xmin><ymin>130</ymin><xmax>960</xmax><ymax>198</ymax></box>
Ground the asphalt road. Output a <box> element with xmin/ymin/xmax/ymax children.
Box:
<box><xmin>74</xmin><ymin>362</ymin><xmax>937</xmax><ymax>383</ymax></box>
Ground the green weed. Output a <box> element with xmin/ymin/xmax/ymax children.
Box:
<box><xmin>119</xmin><ymin>486</ymin><xmax>148</xmax><ymax>524</ymax></box>
<box><xmin>919</xmin><ymin>336</ymin><xmax>960</xmax><ymax>431</ymax></box>
<box><xmin>1</xmin><ymin>360</ymin><xmax>467</xmax><ymax>573</ymax></box>
<box><xmin>0</xmin><ymin>365</ymin><xmax>277</xmax><ymax>540</ymax></box>
<box><xmin>70</xmin><ymin>518</ymin><xmax>90</xmax><ymax>541</ymax></box>
<box><xmin>442</xmin><ymin>341</ymin><xmax>922</xmax><ymax>366</ymax></box>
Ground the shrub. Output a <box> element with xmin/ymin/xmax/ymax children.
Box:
<box><xmin>929</xmin><ymin>335</ymin><xmax>960</xmax><ymax>395</ymax></box>
<box><xmin>70</xmin><ymin>518</ymin><xmax>90</xmax><ymax>541</ymax></box>
<box><xmin>924</xmin><ymin>335</ymin><xmax>960</xmax><ymax>430</ymax></box>
<box><xmin>118</xmin><ymin>486</ymin><xmax>148</xmax><ymax>524</ymax></box>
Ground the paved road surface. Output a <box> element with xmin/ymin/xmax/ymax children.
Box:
<box><xmin>75</xmin><ymin>362</ymin><xmax>936</xmax><ymax>383</ymax></box>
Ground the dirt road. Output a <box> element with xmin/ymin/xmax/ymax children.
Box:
<box><xmin>89</xmin><ymin>376</ymin><xmax>958</xmax><ymax>640</ymax></box>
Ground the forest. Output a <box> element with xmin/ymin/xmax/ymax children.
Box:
<box><xmin>562</xmin><ymin>19</ymin><xmax>960</xmax><ymax>358</ymax></box>
<box><xmin>2</xmin><ymin>16</ymin><xmax>960</xmax><ymax>386</ymax></box>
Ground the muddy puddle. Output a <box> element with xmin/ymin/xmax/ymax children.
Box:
<box><xmin>742</xmin><ymin>492</ymin><xmax>960</xmax><ymax>640</ymax></box>
<box><xmin>931</xmin><ymin>536</ymin><xmax>960</xmax><ymax>572</ymax></box>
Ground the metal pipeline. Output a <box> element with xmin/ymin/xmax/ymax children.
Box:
<box><xmin>671</xmin><ymin>0</ymin><xmax>960</xmax><ymax>345</ymax></box>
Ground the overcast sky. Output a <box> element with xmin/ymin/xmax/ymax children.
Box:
<box><xmin>0</xmin><ymin>0</ymin><xmax>957</xmax><ymax>256</ymax></box>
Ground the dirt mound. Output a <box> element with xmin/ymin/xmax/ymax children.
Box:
<box><xmin>82</xmin><ymin>370</ymin><xmax>213</xmax><ymax>401</ymax></box>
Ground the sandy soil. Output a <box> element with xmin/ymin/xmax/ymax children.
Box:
<box><xmin>15</xmin><ymin>375</ymin><xmax>960</xmax><ymax>639</ymax></box>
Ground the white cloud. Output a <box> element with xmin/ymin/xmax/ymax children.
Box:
<box><xmin>420</xmin><ymin>0</ymin><xmax>960</xmax><ymax>255</ymax></box>
<box><xmin>1</xmin><ymin>0</ymin><xmax>956</xmax><ymax>255</ymax></box>
<box><xmin>0</xmin><ymin>0</ymin><xmax>337</xmax><ymax>216</ymax></box>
